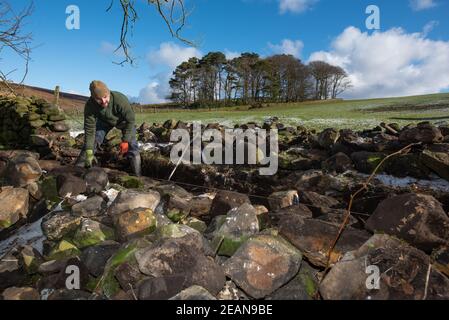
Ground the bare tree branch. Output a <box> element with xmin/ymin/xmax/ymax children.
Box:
<box><xmin>0</xmin><ymin>1</ymin><xmax>34</xmax><ymax>95</ymax></box>
<box><xmin>108</xmin><ymin>0</ymin><xmax>194</xmax><ymax>66</ymax></box>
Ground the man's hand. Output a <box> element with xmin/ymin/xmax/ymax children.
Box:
<box><xmin>120</xmin><ymin>141</ymin><xmax>129</xmax><ymax>155</ymax></box>
<box><xmin>85</xmin><ymin>149</ymin><xmax>94</xmax><ymax>168</ymax></box>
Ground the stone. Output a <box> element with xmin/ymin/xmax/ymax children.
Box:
<box><xmin>107</xmin><ymin>190</ymin><xmax>161</xmax><ymax>223</ymax></box>
<box><xmin>268</xmin><ymin>204</ymin><xmax>313</xmax><ymax>227</ymax></box>
<box><xmin>0</xmin><ymin>187</ymin><xmax>29</xmax><ymax>230</ymax></box>
<box><xmin>420</xmin><ymin>144</ymin><xmax>449</xmax><ymax>181</ymax></box>
<box><xmin>96</xmin><ymin>242</ymin><xmax>139</xmax><ymax>298</ymax></box>
<box><xmin>56</xmin><ymin>173</ymin><xmax>87</xmax><ymax>197</ymax></box>
<box><xmin>84</xmin><ymin>167</ymin><xmax>109</xmax><ymax>194</ymax></box>
<box><xmin>385</xmin><ymin>154</ymin><xmax>431</xmax><ymax>179</ymax></box>
<box><xmin>351</xmin><ymin>151</ymin><xmax>386</xmax><ymax>174</ymax></box>
<box><xmin>433</xmin><ymin>246</ymin><xmax>449</xmax><ymax>277</ymax></box>
<box><xmin>71</xmin><ymin>195</ymin><xmax>107</xmax><ymax>217</ymax></box>
<box><xmin>366</xmin><ymin>193</ymin><xmax>449</xmax><ymax>252</ymax></box>
<box><xmin>210</xmin><ymin>203</ymin><xmax>260</xmax><ymax>256</ymax></box>
<box><xmin>209</xmin><ymin>190</ymin><xmax>251</xmax><ymax>218</ymax></box>
<box><xmin>319</xmin><ymin>234</ymin><xmax>449</xmax><ymax>300</ymax></box>
<box><xmin>41</xmin><ymin>211</ymin><xmax>81</xmax><ymax>241</ymax></box>
<box><xmin>80</xmin><ymin>241</ymin><xmax>121</xmax><ymax>277</ymax></box>
<box><xmin>268</xmin><ymin>190</ymin><xmax>299</xmax><ymax>211</ymax></box>
<box><xmin>2</xmin><ymin>287</ymin><xmax>40</xmax><ymax>300</ymax></box>
<box><xmin>169</xmin><ymin>285</ymin><xmax>217</xmax><ymax>300</ymax></box>
<box><xmin>72</xmin><ymin>219</ymin><xmax>116</xmax><ymax>249</ymax></box>
<box><xmin>114</xmin><ymin>260</ymin><xmax>145</xmax><ymax>292</ymax></box>
<box><xmin>184</xmin><ymin>217</ymin><xmax>207</xmax><ymax>233</ymax></box>
<box><xmin>114</xmin><ymin>208</ymin><xmax>157</xmax><ymax>242</ymax></box>
<box><xmin>0</xmin><ymin>249</ymin><xmax>28</xmax><ymax>290</ymax></box>
<box><xmin>4</xmin><ymin>153</ymin><xmax>42</xmax><ymax>187</ymax></box>
<box><xmin>19</xmin><ymin>245</ymin><xmax>44</xmax><ymax>274</ymax></box>
<box><xmin>222</xmin><ymin>234</ymin><xmax>302</xmax><ymax>299</ymax></box>
<box><xmin>279</xmin><ymin>214</ymin><xmax>371</xmax><ymax>267</ymax></box>
<box><xmin>47</xmin><ymin>240</ymin><xmax>81</xmax><ymax>261</ymax></box>
<box><xmin>399</xmin><ymin>122</ymin><xmax>443</xmax><ymax>144</ymax></box>
<box><xmin>137</xmin><ymin>275</ymin><xmax>186</xmax><ymax>300</ymax></box>
<box><xmin>317</xmin><ymin>128</ymin><xmax>339</xmax><ymax>149</ymax></box>
<box><xmin>161</xmin><ymin>193</ymin><xmax>192</xmax><ymax>223</ymax></box>
<box><xmin>50</xmin><ymin>121</ymin><xmax>70</xmax><ymax>132</ymax></box>
<box><xmin>47</xmin><ymin>289</ymin><xmax>91</xmax><ymax>300</ymax></box>
<box><xmin>135</xmin><ymin>237</ymin><xmax>225</xmax><ymax>295</ymax></box>
<box><xmin>297</xmin><ymin>191</ymin><xmax>340</xmax><ymax>217</ymax></box>
<box><xmin>322</xmin><ymin>152</ymin><xmax>354</xmax><ymax>173</ymax></box>
<box><xmin>267</xmin><ymin>261</ymin><xmax>319</xmax><ymax>300</ymax></box>
<box><xmin>190</xmin><ymin>194</ymin><xmax>213</xmax><ymax>219</ymax></box>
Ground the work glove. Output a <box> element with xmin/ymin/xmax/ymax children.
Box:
<box><xmin>85</xmin><ymin>149</ymin><xmax>94</xmax><ymax>168</ymax></box>
<box><xmin>120</xmin><ymin>141</ymin><xmax>129</xmax><ymax>155</ymax></box>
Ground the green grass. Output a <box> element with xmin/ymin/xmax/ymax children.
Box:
<box><xmin>67</xmin><ymin>93</ymin><xmax>449</xmax><ymax>131</ymax></box>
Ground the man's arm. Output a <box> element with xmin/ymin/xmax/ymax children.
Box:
<box><xmin>116</xmin><ymin>92</ymin><xmax>135</xmax><ymax>142</ymax></box>
<box><xmin>84</xmin><ymin>100</ymin><xmax>97</xmax><ymax>150</ymax></box>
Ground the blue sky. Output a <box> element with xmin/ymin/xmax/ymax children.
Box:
<box><xmin>2</xmin><ymin>0</ymin><xmax>449</xmax><ymax>102</ymax></box>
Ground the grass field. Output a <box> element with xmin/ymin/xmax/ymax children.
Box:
<box><xmin>67</xmin><ymin>93</ymin><xmax>449</xmax><ymax>132</ymax></box>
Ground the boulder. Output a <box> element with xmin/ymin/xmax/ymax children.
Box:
<box><xmin>210</xmin><ymin>203</ymin><xmax>260</xmax><ymax>256</ymax></box>
<box><xmin>114</xmin><ymin>208</ymin><xmax>157</xmax><ymax>242</ymax></box>
<box><xmin>318</xmin><ymin>128</ymin><xmax>339</xmax><ymax>149</ymax></box>
<box><xmin>267</xmin><ymin>261</ymin><xmax>319</xmax><ymax>300</ymax></box>
<box><xmin>322</xmin><ymin>152</ymin><xmax>354</xmax><ymax>173</ymax></box>
<box><xmin>0</xmin><ymin>187</ymin><xmax>29</xmax><ymax>230</ymax></box>
<box><xmin>279</xmin><ymin>214</ymin><xmax>371</xmax><ymax>267</ymax></box>
<box><xmin>71</xmin><ymin>195</ymin><xmax>107</xmax><ymax>217</ymax></box>
<box><xmin>399</xmin><ymin>122</ymin><xmax>443</xmax><ymax>144</ymax></box>
<box><xmin>83</xmin><ymin>167</ymin><xmax>109</xmax><ymax>194</ymax></box>
<box><xmin>297</xmin><ymin>191</ymin><xmax>340</xmax><ymax>217</ymax></box>
<box><xmin>2</xmin><ymin>287</ymin><xmax>40</xmax><ymax>300</ymax></box>
<box><xmin>351</xmin><ymin>151</ymin><xmax>386</xmax><ymax>174</ymax></box>
<box><xmin>222</xmin><ymin>234</ymin><xmax>302</xmax><ymax>299</ymax></box>
<box><xmin>56</xmin><ymin>173</ymin><xmax>87</xmax><ymax>197</ymax></box>
<box><xmin>41</xmin><ymin>211</ymin><xmax>82</xmax><ymax>241</ymax></box>
<box><xmin>320</xmin><ymin>234</ymin><xmax>449</xmax><ymax>300</ymax></box>
<box><xmin>80</xmin><ymin>240</ymin><xmax>121</xmax><ymax>277</ymax></box>
<box><xmin>135</xmin><ymin>237</ymin><xmax>225</xmax><ymax>295</ymax></box>
<box><xmin>268</xmin><ymin>190</ymin><xmax>299</xmax><ymax>211</ymax></box>
<box><xmin>137</xmin><ymin>275</ymin><xmax>186</xmax><ymax>300</ymax></box>
<box><xmin>366</xmin><ymin>193</ymin><xmax>449</xmax><ymax>252</ymax></box>
<box><xmin>107</xmin><ymin>189</ymin><xmax>160</xmax><ymax>223</ymax></box>
<box><xmin>169</xmin><ymin>285</ymin><xmax>216</xmax><ymax>300</ymax></box>
<box><xmin>72</xmin><ymin>219</ymin><xmax>116</xmax><ymax>249</ymax></box>
<box><xmin>209</xmin><ymin>190</ymin><xmax>251</xmax><ymax>218</ymax></box>
<box><xmin>4</xmin><ymin>153</ymin><xmax>42</xmax><ymax>187</ymax></box>
<box><xmin>420</xmin><ymin>144</ymin><xmax>449</xmax><ymax>181</ymax></box>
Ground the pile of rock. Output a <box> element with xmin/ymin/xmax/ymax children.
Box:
<box><xmin>1</xmin><ymin>117</ymin><xmax>449</xmax><ymax>300</ymax></box>
<box><xmin>0</xmin><ymin>96</ymin><xmax>77</xmax><ymax>162</ymax></box>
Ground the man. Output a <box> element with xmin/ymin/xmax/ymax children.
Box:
<box><xmin>75</xmin><ymin>80</ymin><xmax>141</xmax><ymax>176</ymax></box>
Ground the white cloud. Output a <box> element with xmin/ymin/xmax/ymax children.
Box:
<box><xmin>410</xmin><ymin>0</ymin><xmax>437</xmax><ymax>11</ymax></box>
<box><xmin>308</xmin><ymin>26</ymin><xmax>449</xmax><ymax>99</ymax></box>
<box><xmin>279</xmin><ymin>0</ymin><xmax>318</xmax><ymax>14</ymax></box>
<box><xmin>268</xmin><ymin>39</ymin><xmax>304</xmax><ymax>58</ymax></box>
<box><xmin>136</xmin><ymin>73</ymin><xmax>172</xmax><ymax>104</ymax></box>
<box><xmin>422</xmin><ymin>20</ymin><xmax>439</xmax><ymax>36</ymax></box>
<box><xmin>147</xmin><ymin>42</ymin><xmax>202</xmax><ymax>69</ymax></box>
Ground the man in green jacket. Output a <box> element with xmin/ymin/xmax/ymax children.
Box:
<box><xmin>75</xmin><ymin>80</ymin><xmax>141</xmax><ymax>176</ymax></box>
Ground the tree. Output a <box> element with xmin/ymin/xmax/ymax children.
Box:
<box><xmin>0</xmin><ymin>1</ymin><xmax>33</xmax><ymax>94</ymax></box>
<box><xmin>329</xmin><ymin>66</ymin><xmax>351</xmax><ymax>99</ymax></box>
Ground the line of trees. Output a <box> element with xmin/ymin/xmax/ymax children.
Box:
<box><xmin>169</xmin><ymin>52</ymin><xmax>351</xmax><ymax>107</ymax></box>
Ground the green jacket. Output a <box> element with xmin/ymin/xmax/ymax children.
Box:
<box><xmin>83</xmin><ymin>91</ymin><xmax>135</xmax><ymax>150</ymax></box>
